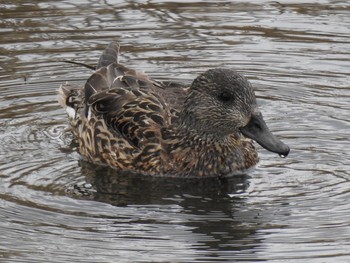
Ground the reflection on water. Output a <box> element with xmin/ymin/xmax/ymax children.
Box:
<box><xmin>1</xmin><ymin>0</ymin><xmax>350</xmax><ymax>262</ymax></box>
<box><xmin>76</xmin><ymin>161</ymin><xmax>250</xmax><ymax>205</ymax></box>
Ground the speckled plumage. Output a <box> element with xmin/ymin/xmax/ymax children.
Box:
<box><xmin>58</xmin><ymin>42</ymin><xmax>289</xmax><ymax>177</ymax></box>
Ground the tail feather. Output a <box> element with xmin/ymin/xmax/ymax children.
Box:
<box><xmin>57</xmin><ymin>83</ymin><xmax>71</xmax><ymax>109</ymax></box>
<box><xmin>97</xmin><ymin>42</ymin><xmax>120</xmax><ymax>69</ymax></box>
<box><xmin>57</xmin><ymin>82</ymin><xmax>81</xmax><ymax>119</ymax></box>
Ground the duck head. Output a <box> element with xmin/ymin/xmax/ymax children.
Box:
<box><xmin>181</xmin><ymin>68</ymin><xmax>290</xmax><ymax>157</ymax></box>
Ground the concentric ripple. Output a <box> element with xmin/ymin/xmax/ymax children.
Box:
<box><xmin>0</xmin><ymin>1</ymin><xmax>350</xmax><ymax>262</ymax></box>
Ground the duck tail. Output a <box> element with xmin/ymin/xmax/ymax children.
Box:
<box><xmin>57</xmin><ymin>82</ymin><xmax>81</xmax><ymax>120</ymax></box>
<box><xmin>97</xmin><ymin>42</ymin><xmax>120</xmax><ymax>69</ymax></box>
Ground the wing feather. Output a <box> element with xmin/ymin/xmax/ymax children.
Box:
<box><xmin>82</xmin><ymin>42</ymin><xmax>189</xmax><ymax>151</ymax></box>
<box><xmin>87</xmin><ymin>73</ymin><xmax>169</xmax><ymax>149</ymax></box>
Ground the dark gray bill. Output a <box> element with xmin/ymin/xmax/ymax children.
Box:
<box><xmin>240</xmin><ymin>112</ymin><xmax>290</xmax><ymax>157</ymax></box>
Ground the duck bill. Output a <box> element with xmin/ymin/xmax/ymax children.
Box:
<box><xmin>240</xmin><ymin>112</ymin><xmax>290</xmax><ymax>157</ymax></box>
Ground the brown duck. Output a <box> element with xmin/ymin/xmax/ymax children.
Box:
<box><xmin>58</xmin><ymin>42</ymin><xmax>289</xmax><ymax>177</ymax></box>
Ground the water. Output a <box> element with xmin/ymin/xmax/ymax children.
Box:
<box><xmin>1</xmin><ymin>0</ymin><xmax>350</xmax><ymax>262</ymax></box>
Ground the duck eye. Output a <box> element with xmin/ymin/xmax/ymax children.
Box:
<box><xmin>218</xmin><ymin>92</ymin><xmax>233</xmax><ymax>103</ymax></box>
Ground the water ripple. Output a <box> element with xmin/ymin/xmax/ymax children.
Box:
<box><xmin>1</xmin><ymin>0</ymin><xmax>350</xmax><ymax>262</ymax></box>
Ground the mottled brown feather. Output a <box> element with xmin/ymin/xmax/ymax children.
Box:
<box><xmin>58</xmin><ymin>42</ymin><xmax>263</xmax><ymax>177</ymax></box>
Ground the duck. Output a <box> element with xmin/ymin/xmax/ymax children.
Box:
<box><xmin>58</xmin><ymin>42</ymin><xmax>289</xmax><ymax>177</ymax></box>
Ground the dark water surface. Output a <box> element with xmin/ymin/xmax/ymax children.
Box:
<box><xmin>1</xmin><ymin>1</ymin><xmax>350</xmax><ymax>262</ymax></box>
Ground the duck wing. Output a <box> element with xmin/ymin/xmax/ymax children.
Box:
<box><xmin>85</xmin><ymin>63</ymin><xmax>171</xmax><ymax>150</ymax></box>
<box><xmin>83</xmin><ymin>42</ymin><xmax>189</xmax><ymax>150</ymax></box>
<box><xmin>95</xmin><ymin>42</ymin><xmax>189</xmax><ymax>111</ymax></box>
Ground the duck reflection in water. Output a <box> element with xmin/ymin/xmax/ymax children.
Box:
<box><xmin>72</xmin><ymin>161</ymin><xmax>265</xmax><ymax>257</ymax></box>
<box><xmin>73</xmin><ymin>160</ymin><xmax>249</xmax><ymax>206</ymax></box>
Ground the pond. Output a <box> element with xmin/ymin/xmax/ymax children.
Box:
<box><xmin>1</xmin><ymin>0</ymin><xmax>350</xmax><ymax>262</ymax></box>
